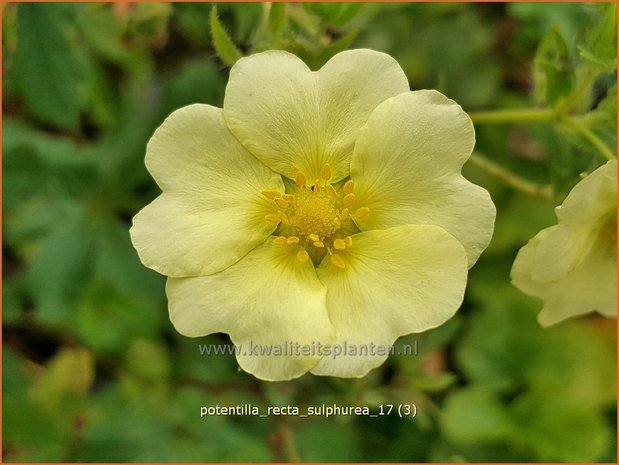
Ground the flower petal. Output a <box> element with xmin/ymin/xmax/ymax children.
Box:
<box><xmin>130</xmin><ymin>104</ymin><xmax>283</xmax><ymax>277</ymax></box>
<box><xmin>166</xmin><ymin>240</ymin><xmax>334</xmax><ymax>381</ymax></box>
<box><xmin>556</xmin><ymin>159</ymin><xmax>617</xmax><ymax>227</ymax></box>
<box><xmin>512</xmin><ymin>225</ymin><xmax>617</xmax><ymax>326</ymax></box>
<box><xmin>311</xmin><ymin>224</ymin><xmax>467</xmax><ymax>377</ymax></box>
<box><xmin>223</xmin><ymin>49</ymin><xmax>410</xmax><ymax>183</ymax></box>
<box><xmin>511</xmin><ymin>160</ymin><xmax>617</xmax><ymax>326</ymax></box>
<box><xmin>350</xmin><ymin>90</ymin><xmax>496</xmax><ymax>267</ymax></box>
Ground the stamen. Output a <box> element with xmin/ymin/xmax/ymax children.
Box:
<box><xmin>321</xmin><ymin>164</ymin><xmax>332</xmax><ymax>181</ymax></box>
<box><xmin>279</xmin><ymin>211</ymin><xmax>290</xmax><ymax>224</ymax></box>
<box><xmin>333</xmin><ymin>238</ymin><xmax>346</xmax><ymax>250</ymax></box>
<box><xmin>297</xmin><ymin>249</ymin><xmax>310</xmax><ymax>263</ymax></box>
<box><xmin>265</xmin><ymin>214</ymin><xmax>281</xmax><ymax>224</ymax></box>
<box><xmin>274</xmin><ymin>198</ymin><xmax>289</xmax><ymax>209</ymax></box>
<box><xmin>353</xmin><ymin>207</ymin><xmax>370</xmax><ymax>218</ymax></box>
<box><xmin>331</xmin><ymin>253</ymin><xmax>346</xmax><ymax>269</ymax></box>
<box><xmin>263</xmin><ymin>170</ymin><xmax>363</xmax><ymax>261</ymax></box>
<box><xmin>262</xmin><ymin>189</ymin><xmax>282</xmax><ymax>199</ymax></box>
<box><xmin>343</xmin><ymin>193</ymin><xmax>356</xmax><ymax>207</ymax></box>
<box><xmin>295</xmin><ymin>171</ymin><xmax>307</xmax><ymax>188</ymax></box>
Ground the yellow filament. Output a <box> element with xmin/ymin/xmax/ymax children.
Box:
<box><xmin>278</xmin><ymin>211</ymin><xmax>290</xmax><ymax>224</ymax></box>
<box><xmin>265</xmin><ymin>214</ymin><xmax>281</xmax><ymax>224</ymax></box>
<box><xmin>331</xmin><ymin>253</ymin><xmax>345</xmax><ymax>269</ymax></box>
<box><xmin>274</xmin><ymin>197</ymin><xmax>289</xmax><ymax>209</ymax></box>
<box><xmin>262</xmin><ymin>189</ymin><xmax>281</xmax><ymax>199</ymax></box>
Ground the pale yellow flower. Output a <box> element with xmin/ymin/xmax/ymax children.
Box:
<box><xmin>130</xmin><ymin>49</ymin><xmax>496</xmax><ymax>380</ymax></box>
<box><xmin>512</xmin><ymin>160</ymin><xmax>617</xmax><ymax>326</ymax></box>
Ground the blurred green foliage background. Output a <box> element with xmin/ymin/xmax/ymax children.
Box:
<box><xmin>2</xmin><ymin>2</ymin><xmax>616</xmax><ymax>462</ymax></box>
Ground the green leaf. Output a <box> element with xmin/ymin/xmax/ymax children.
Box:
<box><xmin>441</xmin><ymin>388</ymin><xmax>514</xmax><ymax>445</ymax></box>
<box><xmin>25</xmin><ymin>203</ymin><xmax>95</xmax><ymax>325</ymax></box>
<box><xmin>303</xmin><ymin>3</ymin><xmax>364</xmax><ymax>27</ymax></box>
<box><xmin>12</xmin><ymin>4</ymin><xmax>84</xmax><ymax>129</ymax></box>
<box><xmin>578</xmin><ymin>3</ymin><xmax>617</xmax><ymax>71</ymax></box>
<box><xmin>533</xmin><ymin>27</ymin><xmax>574</xmax><ymax>105</ymax></box>
<box><xmin>296</xmin><ymin>422</ymin><xmax>362</xmax><ymax>462</ymax></box>
<box><xmin>128</xmin><ymin>2</ymin><xmax>172</xmax><ymax>46</ymax></box>
<box><xmin>126</xmin><ymin>339</ymin><xmax>171</xmax><ymax>380</ymax></box>
<box><xmin>210</xmin><ymin>6</ymin><xmax>242</xmax><ymax>66</ymax></box>
<box><xmin>268</xmin><ymin>2</ymin><xmax>287</xmax><ymax>39</ymax></box>
<box><xmin>30</xmin><ymin>347</ymin><xmax>95</xmax><ymax>407</ymax></box>
<box><xmin>317</xmin><ymin>28</ymin><xmax>359</xmax><ymax>63</ymax></box>
<box><xmin>511</xmin><ymin>392</ymin><xmax>611</xmax><ymax>461</ymax></box>
<box><xmin>77</xmin><ymin>4</ymin><xmax>127</xmax><ymax>63</ymax></box>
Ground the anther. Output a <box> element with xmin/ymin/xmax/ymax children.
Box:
<box><xmin>344</xmin><ymin>236</ymin><xmax>353</xmax><ymax>247</ymax></box>
<box><xmin>313</xmin><ymin>241</ymin><xmax>325</xmax><ymax>248</ymax></box>
<box><xmin>333</xmin><ymin>217</ymin><xmax>341</xmax><ymax>229</ymax></box>
<box><xmin>353</xmin><ymin>207</ymin><xmax>370</xmax><ymax>218</ymax></box>
<box><xmin>265</xmin><ymin>214</ymin><xmax>281</xmax><ymax>224</ymax></box>
<box><xmin>309</xmin><ymin>233</ymin><xmax>320</xmax><ymax>242</ymax></box>
<box><xmin>331</xmin><ymin>253</ymin><xmax>346</xmax><ymax>269</ymax></box>
<box><xmin>343</xmin><ymin>193</ymin><xmax>356</xmax><ymax>207</ymax></box>
<box><xmin>287</xmin><ymin>236</ymin><xmax>300</xmax><ymax>245</ymax></box>
<box><xmin>274</xmin><ymin>198</ymin><xmax>289</xmax><ymax>209</ymax></box>
<box><xmin>279</xmin><ymin>211</ymin><xmax>290</xmax><ymax>224</ymax></box>
<box><xmin>282</xmin><ymin>194</ymin><xmax>294</xmax><ymax>201</ymax></box>
<box><xmin>321</xmin><ymin>164</ymin><xmax>332</xmax><ymax>181</ymax></box>
<box><xmin>295</xmin><ymin>171</ymin><xmax>307</xmax><ymax>188</ymax></box>
<box><xmin>343</xmin><ymin>180</ymin><xmax>355</xmax><ymax>195</ymax></box>
<box><xmin>262</xmin><ymin>189</ymin><xmax>282</xmax><ymax>199</ymax></box>
<box><xmin>273</xmin><ymin>236</ymin><xmax>288</xmax><ymax>245</ymax></box>
<box><xmin>339</xmin><ymin>209</ymin><xmax>349</xmax><ymax>221</ymax></box>
<box><xmin>297</xmin><ymin>249</ymin><xmax>310</xmax><ymax>263</ymax></box>
<box><xmin>333</xmin><ymin>238</ymin><xmax>346</xmax><ymax>250</ymax></box>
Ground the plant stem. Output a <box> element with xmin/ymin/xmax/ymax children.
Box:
<box><xmin>561</xmin><ymin>116</ymin><xmax>616</xmax><ymax>161</ymax></box>
<box><xmin>469</xmin><ymin>152</ymin><xmax>555</xmax><ymax>201</ymax></box>
<box><xmin>469</xmin><ymin>108</ymin><xmax>557</xmax><ymax>124</ymax></box>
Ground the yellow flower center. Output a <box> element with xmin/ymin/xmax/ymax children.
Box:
<box><xmin>262</xmin><ymin>164</ymin><xmax>370</xmax><ymax>269</ymax></box>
